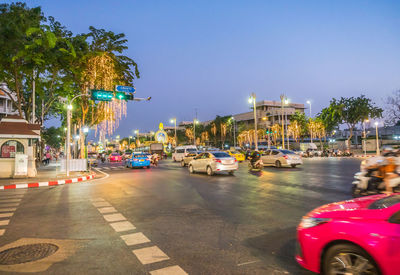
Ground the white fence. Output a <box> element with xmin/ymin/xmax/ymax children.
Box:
<box><xmin>60</xmin><ymin>159</ymin><xmax>87</xmax><ymax>172</ymax></box>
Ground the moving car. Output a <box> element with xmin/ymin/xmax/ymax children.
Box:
<box><xmin>181</xmin><ymin>152</ymin><xmax>199</xmax><ymax>167</ymax></box>
<box><xmin>123</xmin><ymin>150</ymin><xmax>132</xmax><ymax>160</ymax></box>
<box><xmin>188</xmin><ymin>151</ymin><xmax>238</xmax><ymax>176</ymax></box>
<box><xmin>225</xmin><ymin>150</ymin><xmax>245</xmax><ymax>162</ymax></box>
<box><xmin>296</xmin><ymin>194</ymin><xmax>400</xmax><ymax>275</ymax></box>
<box><xmin>87</xmin><ymin>152</ymin><xmax>98</xmax><ymax>167</ymax></box>
<box><xmin>261</xmin><ymin>149</ymin><xmax>302</xmax><ymax>168</ymax></box>
<box><xmin>126</xmin><ymin>153</ymin><xmax>151</xmax><ymax>168</ymax></box>
<box><xmin>172</xmin><ymin>146</ymin><xmax>197</xmax><ymax>162</ymax></box>
<box><xmin>109</xmin><ymin>152</ymin><xmax>122</xmax><ymax>162</ymax></box>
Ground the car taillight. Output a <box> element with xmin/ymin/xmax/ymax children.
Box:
<box><xmin>214</xmin><ymin>159</ymin><xmax>222</xmax><ymax>163</ymax></box>
<box><xmin>133</xmin><ymin>159</ymin><xmax>139</xmax><ymax>161</ymax></box>
<box><xmin>234</xmin><ymin>159</ymin><xmax>237</xmax><ymax>162</ymax></box>
<box><xmin>283</xmin><ymin>155</ymin><xmax>289</xmax><ymax>159</ymax></box>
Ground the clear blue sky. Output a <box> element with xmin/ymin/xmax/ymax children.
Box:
<box><xmin>19</xmin><ymin>0</ymin><xmax>400</xmax><ymax>138</ymax></box>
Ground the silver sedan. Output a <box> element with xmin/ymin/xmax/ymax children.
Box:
<box><xmin>261</xmin><ymin>149</ymin><xmax>303</xmax><ymax>168</ymax></box>
<box><xmin>188</xmin><ymin>151</ymin><xmax>238</xmax><ymax>176</ymax></box>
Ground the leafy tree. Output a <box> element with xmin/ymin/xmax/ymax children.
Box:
<box><xmin>290</xmin><ymin>111</ymin><xmax>308</xmax><ymax>140</ymax></box>
<box><xmin>385</xmin><ymin>90</ymin><xmax>400</xmax><ymax>126</ymax></box>
<box><xmin>42</xmin><ymin>126</ymin><xmax>64</xmax><ymax>149</ymax></box>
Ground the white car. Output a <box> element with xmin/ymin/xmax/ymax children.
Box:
<box><xmin>172</xmin><ymin>146</ymin><xmax>198</xmax><ymax>162</ymax></box>
<box><xmin>261</xmin><ymin>149</ymin><xmax>303</xmax><ymax>168</ymax></box>
<box><xmin>188</xmin><ymin>151</ymin><xmax>238</xmax><ymax>176</ymax></box>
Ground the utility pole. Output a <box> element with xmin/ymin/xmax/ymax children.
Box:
<box><xmin>249</xmin><ymin>93</ymin><xmax>258</xmax><ymax>151</ymax></box>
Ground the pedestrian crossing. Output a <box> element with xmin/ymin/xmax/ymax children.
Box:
<box><xmin>96</xmin><ymin>166</ymin><xmax>127</xmax><ymax>171</ymax></box>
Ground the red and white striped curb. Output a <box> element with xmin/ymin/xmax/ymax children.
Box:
<box><xmin>0</xmin><ymin>174</ymin><xmax>96</xmax><ymax>190</ymax></box>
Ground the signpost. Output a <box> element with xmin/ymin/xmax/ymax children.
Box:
<box><xmin>115</xmin><ymin>85</ymin><xmax>136</xmax><ymax>93</ymax></box>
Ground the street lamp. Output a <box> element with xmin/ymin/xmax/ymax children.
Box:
<box><xmin>83</xmin><ymin>127</ymin><xmax>89</xmax><ymax>161</ymax></box>
<box><xmin>129</xmin><ymin>136</ymin><xmax>132</xmax><ymax>149</ymax></box>
<box><xmin>284</xmin><ymin>98</ymin><xmax>290</xmax><ymax>150</ymax></box>
<box><xmin>306</xmin><ymin>100</ymin><xmax>312</xmax><ymax>117</ymax></box>
<box><xmin>170</xmin><ymin>118</ymin><xmax>177</xmax><ymax>147</ymax></box>
<box><xmin>231</xmin><ymin>116</ymin><xmax>236</xmax><ymax>148</ymax></box>
<box><xmin>363</xmin><ymin>119</ymin><xmax>369</xmax><ymax>157</ymax></box>
<box><xmin>375</xmin><ymin>122</ymin><xmax>380</xmax><ymax>156</ymax></box>
<box><xmin>193</xmin><ymin>119</ymin><xmax>199</xmax><ymax>146</ymax></box>
<box><xmin>280</xmin><ymin>94</ymin><xmax>285</xmax><ymax>149</ymax></box>
<box><xmin>249</xmin><ymin>93</ymin><xmax>258</xmax><ymax>150</ymax></box>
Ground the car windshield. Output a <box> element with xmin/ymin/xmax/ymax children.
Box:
<box><xmin>134</xmin><ymin>154</ymin><xmax>146</xmax><ymax>158</ymax></box>
<box><xmin>368</xmin><ymin>195</ymin><xmax>400</xmax><ymax>209</ymax></box>
<box><xmin>231</xmin><ymin>151</ymin><xmax>241</xmax><ymax>154</ymax></box>
<box><xmin>212</xmin><ymin>152</ymin><xmax>231</xmax><ymax>158</ymax></box>
<box><xmin>279</xmin><ymin>150</ymin><xmax>295</xmax><ymax>154</ymax></box>
<box><xmin>111</xmin><ymin>153</ymin><xmax>119</xmax><ymax>156</ymax></box>
<box><xmin>187</xmin><ymin>149</ymin><xmax>197</xmax><ymax>153</ymax></box>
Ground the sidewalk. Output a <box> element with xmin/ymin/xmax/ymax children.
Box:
<box><xmin>0</xmin><ymin>161</ymin><xmax>95</xmax><ymax>187</ymax></box>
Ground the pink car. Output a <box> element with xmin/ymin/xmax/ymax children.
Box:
<box><xmin>109</xmin><ymin>153</ymin><xmax>122</xmax><ymax>162</ymax></box>
<box><xmin>296</xmin><ymin>194</ymin><xmax>400</xmax><ymax>275</ymax></box>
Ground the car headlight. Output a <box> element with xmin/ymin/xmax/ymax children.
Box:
<box><xmin>299</xmin><ymin>217</ymin><xmax>330</xmax><ymax>229</ymax></box>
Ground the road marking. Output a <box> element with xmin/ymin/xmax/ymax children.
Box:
<box><xmin>0</xmin><ymin>208</ymin><xmax>16</xmax><ymax>212</ymax></box>
<box><xmin>121</xmin><ymin>232</ymin><xmax>150</xmax><ymax>246</ymax></box>
<box><xmin>132</xmin><ymin>246</ymin><xmax>170</xmax><ymax>265</ymax></box>
<box><xmin>0</xmin><ymin>213</ymin><xmax>13</xmax><ymax>218</ymax></box>
<box><xmin>0</xmin><ymin>204</ymin><xmax>19</xmax><ymax>207</ymax></box>
<box><xmin>110</xmin><ymin>221</ymin><xmax>136</xmax><ymax>232</ymax></box>
<box><xmin>90</xmin><ymin>198</ymin><xmax>105</xmax><ymax>202</ymax></box>
<box><xmin>98</xmin><ymin>207</ymin><xmax>117</xmax><ymax>214</ymax></box>
<box><xmin>0</xmin><ymin>229</ymin><xmax>5</xmax><ymax>236</ymax></box>
<box><xmin>102</xmin><ymin>167</ymin><xmax>111</xmax><ymax>170</ymax></box>
<box><xmin>0</xmin><ymin>220</ymin><xmax>10</xmax><ymax>226</ymax></box>
<box><xmin>150</xmin><ymin>265</ymin><xmax>188</xmax><ymax>275</ymax></box>
<box><xmin>92</xmin><ymin>201</ymin><xmax>111</xmax><ymax>208</ymax></box>
<box><xmin>237</xmin><ymin>260</ymin><xmax>260</xmax><ymax>266</ymax></box>
<box><xmin>103</xmin><ymin>213</ymin><xmax>126</xmax><ymax>222</ymax></box>
<box><xmin>0</xmin><ymin>199</ymin><xmax>21</xmax><ymax>203</ymax></box>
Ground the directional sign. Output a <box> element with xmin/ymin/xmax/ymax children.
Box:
<box><xmin>115</xmin><ymin>85</ymin><xmax>136</xmax><ymax>93</ymax></box>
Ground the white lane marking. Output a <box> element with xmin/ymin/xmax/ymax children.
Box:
<box><xmin>103</xmin><ymin>167</ymin><xmax>111</xmax><ymax>170</ymax></box>
<box><xmin>98</xmin><ymin>207</ymin><xmax>117</xmax><ymax>214</ymax></box>
<box><xmin>92</xmin><ymin>201</ymin><xmax>111</xmax><ymax>208</ymax></box>
<box><xmin>0</xmin><ymin>220</ymin><xmax>10</xmax><ymax>226</ymax></box>
<box><xmin>103</xmin><ymin>213</ymin><xmax>126</xmax><ymax>222</ymax></box>
<box><xmin>237</xmin><ymin>260</ymin><xmax>260</xmax><ymax>266</ymax></box>
<box><xmin>0</xmin><ymin>199</ymin><xmax>21</xmax><ymax>203</ymax></box>
<box><xmin>0</xmin><ymin>208</ymin><xmax>16</xmax><ymax>212</ymax></box>
<box><xmin>110</xmin><ymin>221</ymin><xmax>136</xmax><ymax>232</ymax></box>
<box><xmin>0</xmin><ymin>204</ymin><xmax>19</xmax><ymax>207</ymax></box>
<box><xmin>0</xmin><ymin>213</ymin><xmax>13</xmax><ymax>218</ymax></box>
<box><xmin>90</xmin><ymin>198</ymin><xmax>105</xmax><ymax>202</ymax></box>
<box><xmin>121</xmin><ymin>232</ymin><xmax>150</xmax><ymax>246</ymax></box>
<box><xmin>132</xmin><ymin>246</ymin><xmax>170</xmax><ymax>265</ymax></box>
<box><xmin>150</xmin><ymin>265</ymin><xmax>188</xmax><ymax>275</ymax></box>
<box><xmin>0</xmin><ymin>195</ymin><xmax>24</xmax><ymax>198</ymax></box>
<box><xmin>92</xmin><ymin>167</ymin><xmax>110</xmax><ymax>182</ymax></box>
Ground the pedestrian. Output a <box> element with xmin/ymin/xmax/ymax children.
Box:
<box><xmin>46</xmin><ymin>152</ymin><xmax>51</xmax><ymax>165</ymax></box>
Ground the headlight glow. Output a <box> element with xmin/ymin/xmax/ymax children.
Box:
<box><xmin>299</xmin><ymin>217</ymin><xmax>331</xmax><ymax>229</ymax></box>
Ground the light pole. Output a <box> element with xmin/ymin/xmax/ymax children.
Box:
<box><xmin>193</xmin><ymin>119</ymin><xmax>199</xmax><ymax>146</ymax></box>
<box><xmin>134</xmin><ymin>130</ymin><xmax>139</xmax><ymax>146</ymax></box>
<box><xmin>129</xmin><ymin>136</ymin><xmax>132</xmax><ymax>149</ymax></box>
<box><xmin>363</xmin><ymin>119</ymin><xmax>369</xmax><ymax>157</ymax></box>
<box><xmin>170</xmin><ymin>118</ymin><xmax>177</xmax><ymax>147</ymax></box>
<box><xmin>375</xmin><ymin>122</ymin><xmax>380</xmax><ymax>155</ymax></box>
<box><xmin>231</xmin><ymin>117</ymin><xmax>236</xmax><ymax>148</ymax></box>
<box><xmin>280</xmin><ymin>94</ymin><xmax>285</xmax><ymax>149</ymax></box>
<box><xmin>306</xmin><ymin>100</ymin><xmax>312</xmax><ymax>117</ymax></box>
<box><xmin>249</xmin><ymin>93</ymin><xmax>258</xmax><ymax>150</ymax></box>
<box><xmin>284</xmin><ymin>98</ymin><xmax>289</xmax><ymax>150</ymax></box>
<box><xmin>262</xmin><ymin>116</ymin><xmax>272</xmax><ymax>149</ymax></box>
<box><xmin>83</xmin><ymin>127</ymin><xmax>89</xmax><ymax>168</ymax></box>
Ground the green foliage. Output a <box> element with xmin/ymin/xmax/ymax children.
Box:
<box><xmin>42</xmin><ymin>126</ymin><xmax>64</xmax><ymax>149</ymax></box>
<box><xmin>290</xmin><ymin>111</ymin><xmax>308</xmax><ymax>137</ymax></box>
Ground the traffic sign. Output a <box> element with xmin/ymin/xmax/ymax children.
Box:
<box><xmin>115</xmin><ymin>85</ymin><xmax>136</xmax><ymax>93</ymax></box>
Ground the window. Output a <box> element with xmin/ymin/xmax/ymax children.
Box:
<box><xmin>1</xmin><ymin>140</ymin><xmax>24</xmax><ymax>158</ymax></box>
<box><xmin>176</xmin><ymin>149</ymin><xmax>185</xmax><ymax>153</ymax></box>
<box><xmin>263</xmin><ymin>150</ymin><xmax>271</xmax><ymax>156</ymax></box>
<box><xmin>389</xmin><ymin>211</ymin><xmax>400</xmax><ymax>224</ymax></box>
<box><xmin>212</xmin><ymin>152</ymin><xmax>230</xmax><ymax>158</ymax></box>
<box><xmin>368</xmin><ymin>195</ymin><xmax>400</xmax><ymax>209</ymax></box>
<box><xmin>279</xmin><ymin>150</ymin><xmax>295</xmax><ymax>154</ymax></box>
<box><xmin>271</xmin><ymin>150</ymin><xmax>280</xmax><ymax>155</ymax></box>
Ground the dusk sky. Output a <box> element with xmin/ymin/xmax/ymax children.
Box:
<box><xmin>20</xmin><ymin>0</ymin><xmax>400</xmax><ymax>138</ymax></box>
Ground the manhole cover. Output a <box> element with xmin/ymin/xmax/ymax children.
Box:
<box><xmin>0</xmin><ymin>243</ymin><xmax>59</xmax><ymax>265</ymax></box>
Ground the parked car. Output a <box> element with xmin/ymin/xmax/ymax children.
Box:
<box><xmin>304</xmin><ymin>148</ymin><xmax>322</xmax><ymax>158</ymax></box>
<box><xmin>188</xmin><ymin>151</ymin><xmax>238</xmax><ymax>176</ymax></box>
<box><xmin>126</xmin><ymin>153</ymin><xmax>151</xmax><ymax>168</ymax></box>
<box><xmin>172</xmin><ymin>146</ymin><xmax>198</xmax><ymax>162</ymax></box>
<box><xmin>225</xmin><ymin>150</ymin><xmax>245</xmax><ymax>162</ymax></box>
<box><xmin>109</xmin><ymin>152</ymin><xmax>122</xmax><ymax>162</ymax></box>
<box><xmin>296</xmin><ymin>193</ymin><xmax>400</xmax><ymax>275</ymax></box>
<box><xmin>181</xmin><ymin>152</ymin><xmax>199</xmax><ymax>167</ymax></box>
<box><xmin>261</xmin><ymin>149</ymin><xmax>303</xmax><ymax>168</ymax></box>
<box><xmin>87</xmin><ymin>152</ymin><xmax>98</xmax><ymax>167</ymax></box>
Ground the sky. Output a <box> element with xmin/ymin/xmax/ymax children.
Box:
<box><xmin>11</xmin><ymin>0</ymin><xmax>400</xmax><ymax>138</ymax></box>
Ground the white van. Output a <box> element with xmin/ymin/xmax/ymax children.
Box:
<box><xmin>172</xmin><ymin>146</ymin><xmax>198</xmax><ymax>162</ymax></box>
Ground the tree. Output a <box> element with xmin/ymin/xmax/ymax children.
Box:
<box><xmin>385</xmin><ymin>90</ymin><xmax>400</xmax><ymax>126</ymax></box>
<box><xmin>42</xmin><ymin>127</ymin><xmax>64</xmax><ymax>149</ymax></box>
<box><xmin>321</xmin><ymin>96</ymin><xmax>382</xmax><ymax>148</ymax></box>
<box><xmin>288</xmin><ymin>120</ymin><xmax>301</xmax><ymax>142</ymax></box>
<box><xmin>290</xmin><ymin>111</ymin><xmax>308</xmax><ymax>140</ymax></box>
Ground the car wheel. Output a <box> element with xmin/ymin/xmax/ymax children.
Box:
<box><xmin>291</xmin><ymin>164</ymin><xmax>297</xmax><ymax>168</ymax></box>
<box><xmin>322</xmin><ymin>244</ymin><xmax>379</xmax><ymax>275</ymax></box>
<box><xmin>206</xmin><ymin>166</ymin><xmax>214</xmax><ymax>176</ymax></box>
<box><xmin>147</xmin><ymin>166</ymin><xmax>150</xmax><ymax>169</ymax></box>
<box><xmin>275</xmin><ymin>160</ymin><xmax>282</xmax><ymax>168</ymax></box>
<box><xmin>189</xmin><ymin>165</ymin><xmax>195</xmax><ymax>174</ymax></box>
<box><xmin>181</xmin><ymin>161</ymin><xmax>185</xmax><ymax>167</ymax></box>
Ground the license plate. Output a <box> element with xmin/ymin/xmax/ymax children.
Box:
<box><xmin>223</xmin><ymin>160</ymin><xmax>233</xmax><ymax>164</ymax></box>
<box><xmin>140</xmin><ymin>160</ymin><xmax>144</xmax><ymax>162</ymax></box>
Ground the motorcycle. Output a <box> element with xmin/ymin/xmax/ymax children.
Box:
<box><xmin>248</xmin><ymin>159</ymin><xmax>263</xmax><ymax>171</ymax></box>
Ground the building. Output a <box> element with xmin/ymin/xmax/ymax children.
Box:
<box><xmin>0</xmin><ymin>83</ymin><xmax>19</xmax><ymax>118</ymax></box>
<box><xmin>233</xmin><ymin>100</ymin><xmax>306</xmax><ymax>129</ymax></box>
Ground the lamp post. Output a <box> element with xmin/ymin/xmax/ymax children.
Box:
<box><xmin>284</xmin><ymin>98</ymin><xmax>289</xmax><ymax>150</ymax></box>
<box><xmin>129</xmin><ymin>136</ymin><xmax>132</xmax><ymax>149</ymax></box>
<box><xmin>306</xmin><ymin>100</ymin><xmax>312</xmax><ymax>117</ymax></box>
<box><xmin>306</xmin><ymin>100</ymin><xmax>313</xmax><ymax>144</ymax></box>
<box><xmin>134</xmin><ymin>130</ymin><xmax>139</xmax><ymax>146</ymax></box>
<box><xmin>363</xmin><ymin>119</ymin><xmax>369</xmax><ymax>157</ymax></box>
<box><xmin>262</xmin><ymin>116</ymin><xmax>271</xmax><ymax>149</ymax></box>
<box><xmin>231</xmin><ymin>116</ymin><xmax>236</xmax><ymax>148</ymax></box>
<box><xmin>375</xmin><ymin>122</ymin><xmax>380</xmax><ymax>156</ymax></box>
<box><xmin>249</xmin><ymin>93</ymin><xmax>258</xmax><ymax>150</ymax></box>
<box><xmin>193</xmin><ymin>119</ymin><xmax>199</xmax><ymax>146</ymax></box>
<box><xmin>280</xmin><ymin>94</ymin><xmax>285</xmax><ymax>149</ymax></box>
<box><xmin>170</xmin><ymin>118</ymin><xmax>177</xmax><ymax>147</ymax></box>
<box><xmin>83</xmin><ymin>127</ymin><xmax>89</xmax><ymax>168</ymax></box>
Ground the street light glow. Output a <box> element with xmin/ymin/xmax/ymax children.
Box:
<box><xmin>375</xmin><ymin>122</ymin><xmax>379</xmax><ymax>126</ymax></box>
<box><xmin>67</xmin><ymin>104</ymin><xmax>73</xmax><ymax>110</ymax></box>
<box><xmin>306</xmin><ymin>100</ymin><xmax>311</xmax><ymax>104</ymax></box>
<box><xmin>248</xmin><ymin>97</ymin><xmax>253</xmax><ymax>104</ymax></box>
<box><xmin>83</xmin><ymin>127</ymin><xmax>89</xmax><ymax>133</ymax></box>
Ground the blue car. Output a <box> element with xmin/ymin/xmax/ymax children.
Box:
<box><xmin>126</xmin><ymin>153</ymin><xmax>151</xmax><ymax>168</ymax></box>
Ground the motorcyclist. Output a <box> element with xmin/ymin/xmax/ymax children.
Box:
<box><xmin>381</xmin><ymin>147</ymin><xmax>399</xmax><ymax>193</ymax></box>
<box><xmin>249</xmin><ymin>151</ymin><xmax>262</xmax><ymax>168</ymax></box>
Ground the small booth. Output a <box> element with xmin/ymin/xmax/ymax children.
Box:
<box><xmin>0</xmin><ymin>116</ymin><xmax>40</xmax><ymax>178</ymax></box>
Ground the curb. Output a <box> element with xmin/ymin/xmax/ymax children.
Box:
<box><xmin>0</xmin><ymin>173</ymin><xmax>96</xmax><ymax>190</ymax></box>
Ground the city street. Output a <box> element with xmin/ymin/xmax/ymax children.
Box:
<box><xmin>0</xmin><ymin>158</ymin><xmax>361</xmax><ymax>274</ymax></box>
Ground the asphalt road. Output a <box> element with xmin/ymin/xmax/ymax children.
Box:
<box><xmin>0</xmin><ymin>158</ymin><xmax>361</xmax><ymax>274</ymax></box>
